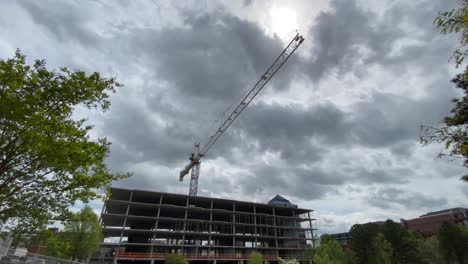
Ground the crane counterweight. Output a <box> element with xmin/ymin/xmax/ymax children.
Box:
<box><xmin>178</xmin><ymin>33</ymin><xmax>305</xmax><ymax>195</ymax></box>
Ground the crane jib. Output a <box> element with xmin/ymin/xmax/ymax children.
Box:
<box><xmin>179</xmin><ymin>33</ymin><xmax>305</xmax><ymax>194</ymax></box>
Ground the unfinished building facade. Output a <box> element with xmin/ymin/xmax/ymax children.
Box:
<box><xmin>96</xmin><ymin>188</ymin><xmax>315</xmax><ymax>264</ymax></box>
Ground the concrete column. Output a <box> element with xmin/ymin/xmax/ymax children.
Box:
<box><xmin>114</xmin><ymin>191</ymin><xmax>133</xmax><ymax>264</ymax></box>
<box><xmin>307</xmin><ymin>212</ymin><xmax>315</xmax><ymax>248</ymax></box>
<box><xmin>149</xmin><ymin>244</ymin><xmax>155</xmax><ymax>264</ymax></box>
<box><xmin>154</xmin><ymin>193</ymin><xmax>163</xmax><ymax>232</ymax></box>
<box><xmin>209</xmin><ymin>199</ymin><xmax>213</xmax><ymax>255</ymax></box>
<box><xmin>182</xmin><ymin>196</ymin><xmax>189</xmax><ymax>252</ymax></box>
<box><xmin>98</xmin><ymin>201</ymin><xmax>107</xmax><ymax>263</ymax></box>
<box><xmin>150</xmin><ymin>194</ymin><xmax>163</xmax><ymax>264</ymax></box>
<box><xmin>99</xmin><ymin>202</ymin><xmax>106</xmax><ymax>226</ymax></box>
<box><xmin>292</xmin><ymin>209</ymin><xmax>299</xmax><ymax>248</ymax></box>
<box><xmin>253</xmin><ymin>204</ymin><xmax>257</xmax><ymax>248</ymax></box>
<box><xmin>272</xmin><ymin>208</ymin><xmax>279</xmax><ymax>258</ymax></box>
<box><xmin>233</xmin><ymin>202</ymin><xmax>236</xmax><ymax>248</ymax></box>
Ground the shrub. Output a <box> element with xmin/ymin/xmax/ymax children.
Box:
<box><xmin>165</xmin><ymin>255</ymin><xmax>187</xmax><ymax>264</ymax></box>
<box><xmin>248</xmin><ymin>252</ymin><xmax>263</xmax><ymax>264</ymax></box>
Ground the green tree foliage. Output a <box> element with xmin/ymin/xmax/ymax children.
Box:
<box><xmin>164</xmin><ymin>255</ymin><xmax>188</xmax><ymax>264</ymax></box>
<box><xmin>313</xmin><ymin>235</ymin><xmax>354</xmax><ymax>264</ymax></box>
<box><xmin>63</xmin><ymin>206</ymin><xmax>102</xmax><ymax>261</ymax></box>
<box><xmin>278</xmin><ymin>257</ymin><xmax>300</xmax><ymax>264</ymax></box>
<box><xmin>304</xmin><ymin>246</ymin><xmax>315</xmax><ymax>263</ymax></box>
<box><xmin>248</xmin><ymin>252</ymin><xmax>263</xmax><ymax>264</ymax></box>
<box><xmin>349</xmin><ymin>223</ymin><xmax>380</xmax><ymax>263</ymax></box>
<box><xmin>44</xmin><ymin>234</ymin><xmax>70</xmax><ymax>260</ymax></box>
<box><xmin>338</xmin><ymin>220</ymin><xmax>468</xmax><ymax>264</ymax></box>
<box><xmin>417</xmin><ymin>236</ymin><xmax>444</xmax><ymax>264</ymax></box>
<box><xmin>438</xmin><ymin>222</ymin><xmax>468</xmax><ymax>264</ymax></box>
<box><xmin>33</xmin><ymin>206</ymin><xmax>102</xmax><ymax>261</ymax></box>
<box><xmin>319</xmin><ymin>234</ymin><xmax>335</xmax><ymax>244</ymax></box>
<box><xmin>24</xmin><ymin>229</ymin><xmax>54</xmax><ymax>250</ymax></box>
<box><xmin>368</xmin><ymin>233</ymin><xmax>393</xmax><ymax>264</ymax></box>
<box><xmin>435</xmin><ymin>1</ymin><xmax>468</xmax><ymax>66</ymax></box>
<box><xmin>421</xmin><ymin>70</ymin><xmax>468</xmax><ymax>181</ymax></box>
<box><xmin>380</xmin><ymin>220</ymin><xmax>422</xmax><ymax>263</ymax></box>
<box><xmin>421</xmin><ymin>0</ymin><xmax>468</xmax><ymax>181</ymax></box>
<box><xmin>0</xmin><ymin>50</ymin><xmax>129</xmax><ymax>233</ymax></box>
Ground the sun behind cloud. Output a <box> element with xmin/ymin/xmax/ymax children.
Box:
<box><xmin>270</xmin><ymin>6</ymin><xmax>298</xmax><ymax>39</ymax></box>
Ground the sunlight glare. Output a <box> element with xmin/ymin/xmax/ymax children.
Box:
<box><xmin>270</xmin><ymin>7</ymin><xmax>298</xmax><ymax>39</ymax></box>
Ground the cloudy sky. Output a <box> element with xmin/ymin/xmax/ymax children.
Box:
<box><xmin>1</xmin><ymin>0</ymin><xmax>467</xmax><ymax>234</ymax></box>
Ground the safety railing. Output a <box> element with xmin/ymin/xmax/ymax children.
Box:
<box><xmin>116</xmin><ymin>252</ymin><xmax>278</xmax><ymax>260</ymax></box>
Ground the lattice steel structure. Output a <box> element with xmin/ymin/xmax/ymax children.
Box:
<box><xmin>94</xmin><ymin>188</ymin><xmax>316</xmax><ymax>264</ymax></box>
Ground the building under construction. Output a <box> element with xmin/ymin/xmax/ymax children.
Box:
<box><xmin>95</xmin><ymin>188</ymin><xmax>315</xmax><ymax>264</ymax></box>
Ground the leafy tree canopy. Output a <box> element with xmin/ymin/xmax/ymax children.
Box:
<box><xmin>248</xmin><ymin>252</ymin><xmax>263</xmax><ymax>264</ymax></box>
<box><xmin>435</xmin><ymin>1</ymin><xmax>468</xmax><ymax>66</ymax></box>
<box><xmin>278</xmin><ymin>257</ymin><xmax>300</xmax><ymax>264</ymax></box>
<box><xmin>164</xmin><ymin>255</ymin><xmax>188</xmax><ymax>264</ymax></box>
<box><xmin>349</xmin><ymin>223</ymin><xmax>380</xmax><ymax>263</ymax></box>
<box><xmin>28</xmin><ymin>206</ymin><xmax>102</xmax><ymax>261</ymax></box>
<box><xmin>64</xmin><ymin>206</ymin><xmax>102</xmax><ymax>261</ymax></box>
<box><xmin>380</xmin><ymin>220</ymin><xmax>422</xmax><ymax>263</ymax></box>
<box><xmin>417</xmin><ymin>236</ymin><xmax>444</xmax><ymax>264</ymax></box>
<box><xmin>438</xmin><ymin>222</ymin><xmax>468</xmax><ymax>264</ymax></box>
<box><xmin>313</xmin><ymin>235</ymin><xmax>353</xmax><ymax>264</ymax></box>
<box><xmin>319</xmin><ymin>234</ymin><xmax>335</xmax><ymax>244</ymax></box>
<box><xmin>0</xmin><ymin>50</ymin><xmax>129</xmax><ymax>234</ymax></box>
<box><xmin>368</xmin><ymin>233</ymin><xmax>393</xmax><ymax>264</ymax></box>
<box><xmin>421</xmin><ymin>0</ymin><xmax>468</xmax><ymax>181</ymax></box>
<box><xmin>44</xmin><ymin>233</ymin><xmax>70</xmax><ymax>260</ymax></box>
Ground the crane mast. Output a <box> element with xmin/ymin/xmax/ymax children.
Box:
<box><xmin>179</xmin><ymin>33</ymin><xmax>305</xmax><ymax>196</ymax></box>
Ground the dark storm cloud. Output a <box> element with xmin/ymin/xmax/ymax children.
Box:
<box><xmin>390</xmin><ymin>142</ymin><xmax>416</xmax><ymax>158</ymax></box>
<box><xmin>92</xmin><ymin>9</ymin><xmax>318</xmax><ymax>170</ymax></box>
<box><xmin>232</xmin><ymin>101</ymin><xmax>349</xmax><ymax>166</ymax></box>
<box><xmin>225</xmin><ymin>164</ymin><xmax>412</xmax><ymax>202</ymax></box>
<box><xmin>236</xmin><ymin>84</ymin><xmax>457</xmax><ymax>163</ymax></box>
<box><xmin>351</xmin><ymin>168</ymin><xmax>410</xmax><ymax>184</ymax></box>
<box><xmin>72</xmin><ymin>9</ymin><xmax>296</xmax><ymax>173</ymax></box>
<box><xmin>103</xmin><ymin>100</ymin><xmax>194</xmax><ymax>167</ymax></box>
<box><xmin>235</xmin><ymin>166</ymin><xmax>334</xmax><ymax>200</ymax></box>
<box><xmin>101</xmin><ymin>72</ymin><xmax>458</xmax><ymax>202</ymax></box>
<box><xmin>240</xmin><ymin>102</ymin><xmax>350</xmax><ymax>145</ymax></box>
<box><xmin>350</xmin><ymin>87</ymin><xmax>457</xmax><ymax>149</ymax></box>
<box><xmin>130</xmin><ymin>11</ymin><xmax>293</xmax><ymax>102</ymax></box>
<box><xmin>303</xmin><ymin>0</ymin><xmax>399</xmax><ymax>81</ymax></box>
<box><xmin>18</xmin><ymin>0</ymin><xmax>454</xmax><ymax>153</ymax></box>
<box><xmin>18</xmin><ymin>0</ymin><xmax>98</xmax><ymax>46</ymax></box>
<box><xmin>293</xmin><ymin>167</ymin><xmax>345</xmax><ymax>186</ymax></box>
<box><xmin>368</xmin><ymin>187</ymin><xmax>448</xmax><ymax>210</ymax></box>
<box><xmin>10</xmin><ymin>0</ymin><xmax>466</xmax><ymax>210</ymax></box>
<box><xmin>302</xmin><ymin>0</ymin><xmax>458</xmax><ymax>81</ymax></box>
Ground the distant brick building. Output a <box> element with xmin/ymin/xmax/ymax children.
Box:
<box><xmin>401</xmin><ymin>207</ymin><xmax>468</xmax><ymax>237</ymax></box>
<box><xmin>28</xmin><ymin>227</ymin><xmax>61</xmax><ymax>255</ymax></box>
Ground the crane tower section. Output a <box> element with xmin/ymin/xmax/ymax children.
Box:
<box><xmin>179</xmin><ymin>33</ymin><xmax>305</xmax><ymax>196</ymax></box>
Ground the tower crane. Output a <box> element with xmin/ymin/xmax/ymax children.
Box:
<box><xmin>179</xmin><ymin>32</ymin><xmax>305</xmax><ymax>196</ymax></box>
